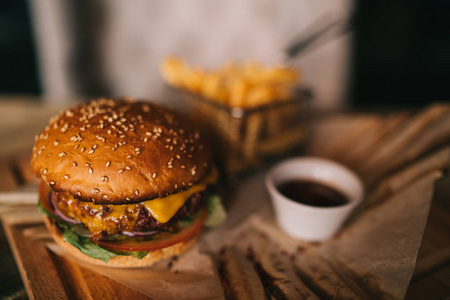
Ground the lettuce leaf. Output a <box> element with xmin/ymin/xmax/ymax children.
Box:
<box><xmin>60</xmin><ymin>223</ymin><xmax>149</xmax><ymax>263</ymax></box>
<box><xmin>205</xmin><ymin>194</ymin><xmax>227</xmax><ymax>227</ymax></box>
<box><xmin>61</xmin><ymin>224</ymin><xmax>118</xmax><ymax>263</ymax></box>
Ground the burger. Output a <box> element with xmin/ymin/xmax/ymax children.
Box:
<box><xmin>31</xmin><ymin>99</ymin><xmax>225</xmax><ymax>267</ymax></box>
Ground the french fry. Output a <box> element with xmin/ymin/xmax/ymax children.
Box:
<box><xmin>161</xmin><ymin>56</ymin><xmax>300</xmax><ymax>108</ymax></box>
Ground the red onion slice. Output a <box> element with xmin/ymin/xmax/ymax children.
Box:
<box><xmin>121</xmin><ymin>230</ymin><xmax>159</xmax><ymax>237</ymax></box>
<box><xmin>50</xmin><ymin>192</ymin><xmax>82</xmax><ymax>225</ymax></box>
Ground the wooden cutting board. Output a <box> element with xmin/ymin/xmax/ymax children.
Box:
<box><xmin>1</xmin><ymin>209</ymin><xmax>152</xmax><ymax>300</ymax></box>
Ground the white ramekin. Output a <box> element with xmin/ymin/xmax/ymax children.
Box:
<box><xmin>265</xmin><ymin>157</ymin><xmax>364</xmax><ymax>241</ymax></box>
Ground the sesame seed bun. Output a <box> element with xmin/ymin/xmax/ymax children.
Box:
<box><xmin>31</xmin><ymin>99</ymin><xmax>212</xmax><ymax>205</ymax></box>
<box><xmin>44</xmin><ymin>216</ymin><xmax>199</xmax><ymax>268</ymax></box>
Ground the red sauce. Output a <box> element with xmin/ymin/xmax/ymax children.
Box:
<box><xmin>277</xmin><ymin>179</ymin><xmax>348</xmax><ymax>207</ymax></box>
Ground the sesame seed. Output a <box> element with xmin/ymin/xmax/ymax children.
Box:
<box><xmin>101</xmin><ymin>176</ymin><xmax>108</xmax><ymax>182</ymax></box>
<box><xmin>126</xmin><ymin>197</ymin><xmax>131</xmax><ymax>201</ymax></box>
<box><xmin>59</xmin><ymin>152</ymin><xmax>66</xmax><ymax>157</ymax></box>
<box><xmin>77</xmin><ymin>191</ymin><xmax>82</xmax><ymax>197</ymax></box>
<box><xmin>93</xmin><ymin>144</ymin><xmax>98</xmax><ymax>149</ymax></box>
<box><xmin>74</xmin><ymin>145</ymin><xmax>80</xmax><ymax>149</ymax></box>
<box><xmin>125</xmin><ymin>166</ymin><xmax>132</xmax><ymax>171</ymax></box>
<box><xmin>94</xmin><ymin>188</ymin><xmax>100</xmax><ymax>193</ymax></box>
<box><xmin>61</xmin><ymin>124</ymin><xmax>69</xmax><ymax>133</ymax></box>
<box><xmin>89</xmin><ymin>167</ymin><xmax>93</xmax><ymax>174</ymax></box>
<box><xmin>50</xmin><ymin>181</ymin><xmax>55</xmax><ymax>186</ymax></box>
<box><xmin>135</xmin><ymin>189</ymin><xmax>140</xmax><ymax>196</ymax></box>
<box><xmin>80</xmin><ymin>147</ymin><xmax>85</xmax><ymax>153</ymax></box>
<box><xmin>64</xmin><ymin>175</ymin><xmax>69</xmax><ymax>179</ymax></box>
<box><xmin>73</xmin><ymin>162</ymin><xmax>77</xmax><ymax>167</ymax></box>
<box><xmin>85</xmin><ymin>162</ymin><xmax>91</xmax><ymax>167</ymax></box>
<box><xmin>102</xmin><ymin>194</ymin><xmax>109</xmax><ymax>199</ymax></box>
<box><xmin>144</xmin><ymin>137</ymin><xmax>149</xmax><ymax>142</ymax></box>
<box><xmin>135</xmin><ymin>148</ymin><xmax>141</xmax><ymax>152</ymax></box>
<box><xmin>106</xmin><ymin>161</ymin><xmax>111</xmax><ymax>167</ymax></box>
<box><xmin>88</xmin><ymin>149</ymin><xmax>94</xmax><ymax>154</ymax></box>
<box><xmin>181</xmin><ymin>165</ymin><xmax>185</xmax><ymax>169</ymax></box>
<box><xmin>152</xmin><ymin>172</ymin><xmax>157</xmax><ymax>179</ymax></box>
<box><xmin>168</xmin><ymin>165</ymin><xmax>173</xmax><ymax>169</ymax></box>
<box><xmin>43</xmin><ymin>169</ymin><xmax>48</xmax><ymax>175</ymax></box>
<box><xmin>175</xmin><ymin>184</ymin><xmax>178</xmax><ymax>189</ymax></box>
<box><xmin>54</xmin><ymin>140</ymin><xmax>59</xmax><ymax>146</ymax></box>
<box><xmin>118</xmin><ymin>169</ymin><xmax>124</xmax><ymax>174</ymax></box>
<box><xmin>176</xmin><ymin>155</ymin><xmax>181</xmax><ymax>160</ymax></box>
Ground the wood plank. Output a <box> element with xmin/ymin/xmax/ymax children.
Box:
<box><xmin>2</xmin><ymin>220</ymin><xmax>68</xmax><ymax>300</ymax></box>
<box><xmin>47</xmin><ymin>251</ymin><xmax>152</xmax><ymax>300</ymax></box>
<box><xmin>0</xmin><ymin>225</ymin><xmax>25</xmax><ymax>298</ymax></box>
<box><xmin>0</xmin><ymin>158</ymin><xmax>17</xmax><ymax>191</ymax></box>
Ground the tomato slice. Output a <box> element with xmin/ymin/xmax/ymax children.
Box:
<box><xmin>91</xmin><ymin>207</ymin><xmax>207</xmax><ymax>252</ymax></box>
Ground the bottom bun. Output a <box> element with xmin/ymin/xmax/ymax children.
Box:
<box><xmin>44</xmin><ymin>217</ymin><xmax>199</xmax><ymax>268</ymax></box>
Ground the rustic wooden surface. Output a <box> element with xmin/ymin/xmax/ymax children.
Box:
<box><xmin>0</xmin><ymin>98</ymin><xmax>449</xmax><ymax>299</ymax></box>
<box><xmin>3</xmin><ymin>153</ymin><xmax>449</xmax><ymax>300</ymax></box>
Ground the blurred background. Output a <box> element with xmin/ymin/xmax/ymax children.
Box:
<box><xmin>1</xmin><ymin>0</ymin><xmax>450</xmax><ymax>108</ymax></box>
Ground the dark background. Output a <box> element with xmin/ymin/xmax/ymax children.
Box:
<box><xmin>350</xmin><ymin>0</ymin><xmax>450</xmax><ymax>108</ymax></box>
<box><xmin>0</xmin><ymin>0</ymin><xmax>40</xmax><ymax>94</ymax></box>
<box><xmin>1</xmin><ymin>0</ymin><xmax>450</xmax><ymax>108</ymax></box>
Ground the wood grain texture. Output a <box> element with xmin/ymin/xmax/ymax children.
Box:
<box><xmin>2</xmin><ymin>214</ymin><xmax>152</xmax><ymax>300</ymax></box>
<box><xmin>3</xmin><ymin>219</ymin><xmax>69</xmax><ymax>300</ymax></box>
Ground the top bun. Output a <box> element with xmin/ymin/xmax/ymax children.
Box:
<box><xmin>31</xmin><ymin>99</ymin><xmax>212</xmax><ymax>204</ymax></box>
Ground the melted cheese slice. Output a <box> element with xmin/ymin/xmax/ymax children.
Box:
<box><xmin>143</xmin><ymin>167</ymin><xmax>218</xmax><ymax>223</ymax></box>
<box><xmin>57</xmin><ymin>167</ymin><xmax>218</xmax><ymax>236</ymax></box>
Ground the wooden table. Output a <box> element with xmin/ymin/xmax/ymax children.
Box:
<box><xmin>0</xmin><ymin>98</ymin><xmax>449</xmax><ymax>299</ymax></box>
